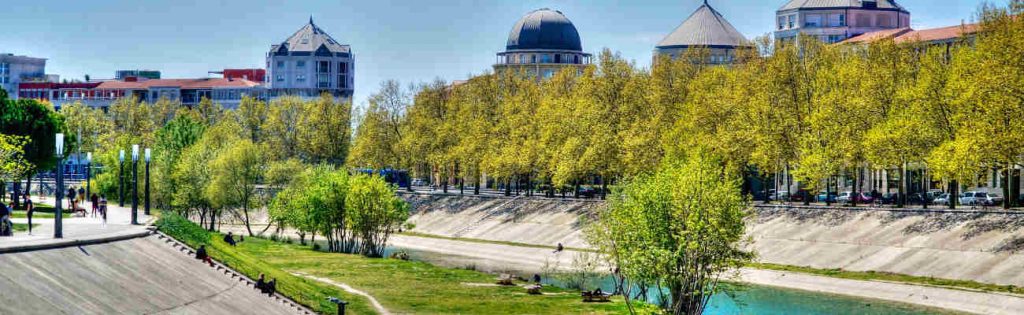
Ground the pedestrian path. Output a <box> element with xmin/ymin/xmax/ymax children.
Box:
<box><xmin>2</xmin><ymin>198</ymin><xmax>152</xmax><ymax>251</ymax></box>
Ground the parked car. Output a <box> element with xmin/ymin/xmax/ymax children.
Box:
<box><xmin>790</xmin><ymin>189</ymin><xmax>810</xmax><ymax>202</ymax></box>
<box><xmin>984</xmin><ymin>193</ymin><xmax>1005</xmax><ymax>206</ymax></box>
<box><xmin>816</xmin><ymin>192</ymin><xmax>837</xmax><ymax>203</ymax></box>
<box><xmin>769</xmin><ymin>191</ymin><xmax>791</xmax><ymax>201</ymax></box>
<box><xmin>959</xmin><ymin>191</ymin><xmax>991</xmax><ymax>206</ymax></box>
<box><xmin>879</xmin><ymin>193</ymin><xmax>899</xmax><ymax>204</ymax></box>
<box><xmin>933</xmin><ymin>193</ymin><xmax>951</xmax><ymax>206</ymax></box>
<box><xmin>411</xmin><ymin>178</ymin><xmax>427</xmax><ymax>187</ymax></box>
<box><xmin>837</xmin><ymin>192</ymin><xmax>873</xmax><ymax>204</ymax></box>
<box><xmin>577</xmin><ymin>186</ymin><xmax>596</xmax><ymax>198</ymax></box>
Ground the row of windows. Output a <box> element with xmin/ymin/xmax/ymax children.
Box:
<box><xmin>274</xmin><ymin>60</ymin><xmax>349</xmax><ymax>74</ymax></box>
<box><xmin>779</xmin><ymin>13</ymin><xmax>846</xmax><ymax>30</ymax></box>
<box><xmin>275</xmin><ymin>74</ymin><xmax>349</xmax><ymax>89</ymax></box>
<box><xmin>505</xmin><ymin>53</ymin><xmax>583</xmax><ymax>65</ymax></box>
<box><xmin>0</xmin><ymin>63</ymin><xmax>8</xmax><ymax>84</ymax></box>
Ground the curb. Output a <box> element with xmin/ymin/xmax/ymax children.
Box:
<box><xmin>0</xmin><ymin>228</ymin><xmax>154</xmax><ymax>254</ymax></box>
<box><xmin>753</xmin><ymin>204</ymin><xmax>1024</xmax><ymax>215</ymax></box>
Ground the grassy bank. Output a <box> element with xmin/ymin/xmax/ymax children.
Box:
<box><xmin>751</xmin><ymin>262</ymin><xmax>1024</xmax><ymax>295</ymax></box>
<box><xmin>398</xmin><ymin>231</ymin><xmax>597</xmax><ymax>253</ymax></box>
<box><xmin>158</xmin><ymin>214</ymin><xmax>646</xmax><ymax>314</ymax></box>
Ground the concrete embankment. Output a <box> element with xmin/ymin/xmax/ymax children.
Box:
<box><xmin>0</xmin><ymin>235</ymin><xmax>305</xmax><ymax>315</ymax></box>
<box><xmin>401</xmin><ymin>192</ymin><xmax>1024</xmax><ymax>287</ymax></box>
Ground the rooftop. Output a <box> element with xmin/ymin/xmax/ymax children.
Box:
<box><xmin>779</xmin><ymin>0</ymin><xmax>908</xmax><ymax>12</ymax></box>
<box><xmin>505</xmin><ymin>8</ymin><xmax>584</xmax><ymax>52</ymax></box>
<box><xmin>95</xmin><ymin>78</ymin><xmax>262</xmax><ymax>90</ymax></box>
<box><xmin>843</xmin><ymin>23</ymin><xmax>979</xmax><ymax>44</ymax></box>
<box><xmin>271</xmin><ymin>17</ymin><xmax>351</xmax><ymax>54</ymax></box>
<box><xmin>656</xmin><ymin>1</ymin><xmax>750</xmax><ymax>49</ymax></box>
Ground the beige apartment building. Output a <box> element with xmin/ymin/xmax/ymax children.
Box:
<box><xmin>775</xmin><ymin>0</ymin><xmax>911</xmax><ymax>44</ymax></box>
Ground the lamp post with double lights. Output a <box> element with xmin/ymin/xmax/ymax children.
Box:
<box><xmin>54</xmin><ymin>133</ymin><xmax>65</xmax><ymax>239</ymax></box>
<box><xmin>144</xmin><ymin>148</ymin><xmax>151</xmax><ymax>216</ymax></box>
<box><xmin>85</xmin><ymin>152</ymin><xmax>92</xmax><ymax>198</ymax></box>
<box><xmin>119</xmin><ymin>150</ymin><xmax>125</xmax><ymax>207</ymax></box>
<box><xmin>131</xmin><ymin>145</ymin><xmax>139</xmax><ymax>225</ymax></box>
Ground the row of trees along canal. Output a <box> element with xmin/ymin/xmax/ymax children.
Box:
<box><xmin>350</xmin><ymin>2</ymin><xmax>1024</xmax><ymax>209</ymax></box>
<box><xmin>1</xmin><ymin>91</ymin><xmax>408</xmax><ymax>257</ymax></box>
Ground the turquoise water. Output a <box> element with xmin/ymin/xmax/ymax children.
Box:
<box><xmin>384</xmin><ymin>247</ymin><xmax>956</xmax><ymax>314</ymax></box>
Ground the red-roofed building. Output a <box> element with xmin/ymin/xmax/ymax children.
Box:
<box><xmin>221</xmin><ymin>69</ymin><xmax>266</xmax><ymax>82</ymax></box>
<box><xmin>19</xmin><ymin>77</ymin><xmax>264</xmax><ymax>109</ymax></box>
<box><xmin>842</xmin><ymin>23</ymin><xmax>980</xmax><ymax>46</ymax></box>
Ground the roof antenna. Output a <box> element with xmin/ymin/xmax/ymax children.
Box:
<box><xmin>309</xmin><ymin>15</ymin><xmax>314</xmax><ymax>25</ymax></box>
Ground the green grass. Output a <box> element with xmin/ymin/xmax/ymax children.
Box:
<box><xmin>158</xmin><ymin>214</ymin><xmax>649</xmax><ymax>314</ymax></box>
<box><xmin>751</xmin><ymin>262</ymin><xmax>1024</xmax><ymax>295</ymax></box>
<box><xmin>399</xmin><ymin>231</ymin><xmax>597</xmax><ymax>253</ymax></box>
<box><xmin>11</xmin><ymin>223</ymin><xmax>37</xmax><ymax>232</ymax></box>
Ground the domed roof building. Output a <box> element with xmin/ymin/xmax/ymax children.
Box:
<box><xmin>495</xmin><ymin>9</ymin><xmax>591</xmax><ymax>79</ymax></box>
<box><xmin>266</xmin><ymin>17</ymin><xmax>354</xmax><ymax>99</ymax></box>
<box><xmin>655</xmin><ymin>1</ymin><xmax>751</xmax><ymax>64</ymax></box>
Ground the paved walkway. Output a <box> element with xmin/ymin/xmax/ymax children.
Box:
<box><xmin>2</xmin><ymin>198</ymin><xmax>152</xmax><ymax>251</ymax></box>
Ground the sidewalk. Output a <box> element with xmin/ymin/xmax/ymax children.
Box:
<box><xmin>1</xmin><ymin>197</ymin><xmax>153</xmax><ymax>252</ymax></box>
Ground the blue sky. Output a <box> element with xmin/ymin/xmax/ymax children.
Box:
<box><xmin>0</xmin><ymin>0</ymin><xmax>992</xmax><ymax>107</ymax></box>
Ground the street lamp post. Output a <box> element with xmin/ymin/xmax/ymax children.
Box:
<box><xmin>85</xmin><ymin>152</ymin><xmax>92</xmax><ymax>198</ymax></box>
<box><xmin>131</xmin><ymin>145</ymin><xmax>139</xmax><ymax>225</ymax></box>
<box><xmin>119</xmin><ymin>150</ymin><xmax>125</xmax><ymax>207</ymax></box>
<box><xmin>144</xmin><ymin>148</ymin><xmax>151</xmax><ymax>216</ymax></box>
<box><xmin>54</xmin><ymin>133</ymin><xmax>65</xmax><ymax>239</ymax></box>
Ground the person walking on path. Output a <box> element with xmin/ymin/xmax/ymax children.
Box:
<box><xmin>90</xmin><ymin>193</ymin><xmax>99</xmax><ymax>217</ymax></box>
<box><xmin>67</xmin><ymin>186</ymin><xmax>76</xmax><ymax>211</ymax></box>
<box><xmin>25</xmin><ymin>197</ymin><xmax>33</xmax><ymax>235</ymax></box>
<box><xmin>99</xmin><ymin>195</ymin><xmax>108</xmax><ymax>228</ymax></box>
<box><xmin>77</xmin><ymin>186</ymin><xmax>85</xmax><ymax>207</ymax></box>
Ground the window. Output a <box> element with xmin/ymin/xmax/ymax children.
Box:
<box><xmin>338</xmin><ymin>75</ymin><xmax>347</xmax><ymax>89</ymax></box>
<box><xmin>540</xmin><ymin>54</ymin><xmax>552</xmax><ymax>63</ymax></box>
<box><xmin>296</xmin><ymin>61</ymin><xmax>306</xmax><ymax>68</ymax></box>
<box><xmin>296</xmin><ymin>74</ymin><xmax>306</xmax><ymax>82</ymax></box>
<box><xmin>276</xmin><ymin>75</ymin><xmax>284</xmax><ymax>82</ymax></box>
<box><xmin>276</xmin><ymin>61</ymin><xmax>285</xmax><ymax>68</ymax></box>
<box><xmin>805</xmin><ymin>14</ymin><xmax>821</xmax><ymax>27</ymax></box>
<box><xmin>318</xmin><ymin>61</ymin><xmax>330</xmax><ymax>73</ymax></box>
<box><xmin>788</xmin><ymin>15</ymin><xmax>795</xmax><ymax>29</ymax></box>
<box><xmin>338</xmin><ymin>62</ymin><xmax>348</xmax><ymax>74</ymax></box>
<box><xmin>531</xmin><ymin>54</ymin><xmax>537</xmax><ymax>63</ymax></box>
<box><xmin>542</xmin><ymin>69</ymin><xmax>554</xmax><ymax>78</ymax></box>
<box><xmin>830</xmin><ymin>14</ymin><xmax>846</xmax><ymax>27</ymax></box>
<box><xmin>778</xmin><ymin>16</ymin><xmax>786</xmax><ymax>30</ymax></box>
<box><xmin>318</xmin><ymin>74</ymin><xmax>330</xmax><ymax>88</ymax></box>
<box><xmin>519</xmin><ymin>55</ymin><xmax>526</xmax><ymax>64</ymax></box>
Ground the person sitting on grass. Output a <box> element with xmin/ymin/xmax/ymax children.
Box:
<box><xmin>195</xmin><ymin>245</ymin><xmax>214</xmax><ymax>266</ymax></box>
<box><xmin>224</xmin><ymin>232</ymin><xmax>237</xmax><ymax>246</ymax></box>
<box><xmin>1</xmin><ymin>202</ymin><xmax>12</xmax><ymax>236</ymax></box>
<box><xmin>553</xmin><ymin>243</ymin><xmax>564</xmax><ymax>253</ymax></box>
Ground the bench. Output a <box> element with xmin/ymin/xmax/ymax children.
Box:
<box><xmin>581</xmin><ymin>291</ymin><xmax>612</xmax><ymax>302</ymax></box>
<box><xmin>495</xmin><ymin>274</ymin><xmax>515</xmax><ymax>286</ymax></box>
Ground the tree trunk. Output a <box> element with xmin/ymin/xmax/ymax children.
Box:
<box><xmin>601</xmin><ymin>179</ymin><xmax>608</xmax><ymax>200</ymax></box>
<box><xmin>852</xmin><ymin>169</ymin><xmax>859</xmax><ymax>207</ymax></box>
<box><xmin>208</xmin><ymin>211</ymin><xmax>217</xmax><ymax>232</ymax></box>
<box><xmin>1004</xmin><ymin>162</ymin><xmax>1012</xmax><ymax>210</ymax></box>
<box><xmin>573</xmin><ymin>181</ymin><xmax>580</xmax><ymax>199</ymax></box>
<box><xmin>474</xmin><ymin>172</ymin><xmax>481</xmax><ymax>195</ymax></box>
<box><xmin>243</xmin><ymin>206</ymin><xmax>254</xmax><ymax>236</ymax></box>
<box><xmin>949</xmin><ymin>180</ymin><xmax>958</xmax><ymax>209</ymax></box>
<box><xmin>504</xmin><ymin>178</ymin><xmax>511</xmax><ymax>196</ymax></box>
<box><xmin>898</xmin><ymin>165</ymin><xmax>906</xmax><ymax>208</ymax></box>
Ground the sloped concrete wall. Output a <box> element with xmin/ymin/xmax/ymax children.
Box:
<box><xmin>750</xmin><ymin>207</ymin><xmax>1024</xmax><ymax>286</ymax></box>
<box><xmin>400</xmin><ymin>193</ymin><xmax>600</xmax><ymax>248</ymax></box>
<box><xmin>401</xmin><ymin>193</ymin><xmax>1024</xmax><ymax>286</ymax></box>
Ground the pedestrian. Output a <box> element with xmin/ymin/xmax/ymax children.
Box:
<box><xmin>67</xmin><ymin>186</ymin><xmax>76</xmax><ymax>210</ymax></box>
<box><xmin>195</xmin><ymin>245</ymin><xmax>214</xmax><ymax>266</ymax></box>
<box><xmin>78</xmin><ymin>186</ymin><xmax>85</xmax><ymax>206</ymax></box>
<box><xmin>99</xmin><ymin>195</ymin><xmax>108</xmax><ymax>227</ymax></box>
<box><xmin>224</xmin><ymin>232</ymin><xmax>237</xmax><ymax>246</ymax></box>
<box><xmin>25</xmin><ymin>197</ymin><xmax>33</xmax><ymax>235</ymax></box>
<box><xmin>1</xmin><ymin>202</ymin><xmax>14</xmax><ymax>236</ymax></box>
<box><xmin>90</xmin><ymin>193</ymin><xmax>99</xmax><ymax>218</ymax></box>
<box><xmin>255</xmin><ymin>273</ymin><xmax>266</xmax><ymax>291</ymax></box>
